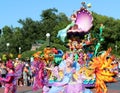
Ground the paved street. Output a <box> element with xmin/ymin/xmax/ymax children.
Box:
<box><xmin>0</xmin><ymin>86</ymin><xmax>32</xmax><ymax>93</ymax></box>
<box><xmin>25</xmin><ymin>78</ymin><xmax>120</xmax><ymax>93</ymax></box>
<box><xmin>0</xmin><ymin>78</ymin><xmax>120</xmax><ymax>93</ymax></box>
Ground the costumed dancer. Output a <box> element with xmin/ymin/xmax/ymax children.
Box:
<box><xmin>45</xmin><ymin>57</ymin><xmax>76</xmax><ymax>93</ymax></box>
<box><xmin>31</xmin><ymin>55</ymin><xmax>45</xmax><ymax>91</ymax></box>
<box><xmin>0</xmin><ymin>60</ymin><xmax>16</xmax><ymax>93</ymax></box>
<box><xmin>64</xmin><ymin>69</ymin><xmax>86</xmax><ymax>93</ymax></box>
<box><xmin>78</xmin><ymin>51</ymin><xmax>85</xmax><ymax>67</ymax></box>
<box><xmin>59</xmin><ymin>52</ymin><xmax>80</xmax><ymax>72</ymax></box>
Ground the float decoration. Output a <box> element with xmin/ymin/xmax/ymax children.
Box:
<box><xmin>67</xmin><ymin>5</ymin><xmax>93</xmax><ymax>36</ymax></box>
<box><xmin>57</xmin><ymin>2</ymin><xmax>93</xmax><ymax>43</ymax></box>
<box><xmin>93</xmin><ymin>24</ymin><xmax>105</xmax><ymax>57</ymax></box>
<box><xmin>31</xmin><ymin>2</ymin><xmax>117</xmax><ymax>93</ymax></box>
<box><xmin>89</xmin><ymin>48</ymin><xmax>117</xmax><ymax>93</ymax></box>
<box><xmin>57</xmin><ymin>21</ymin><xmax>75</xmax><ymax>42</ymax></box>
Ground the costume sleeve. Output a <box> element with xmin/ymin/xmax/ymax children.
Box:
<box><xmin>58</xmin><ymin>60</ymin><xmax>65</xmax><ymax>70</ymax></box>
<box><xmin>76</xmin><ymin>62</ymin><xmax>80</xmax><ymax>71</ymax></box>
<box><xmin>52</xmin><ymin>77</ymin><xmax>69</xmax><ymax>87</ymax></box>
<box><xmin>52</xmin><ymin>66</ymin><xmax>59</xmax><ymax>78</ymax></box>
<box><xmin>0</xmin><ymin>76</ymin><xmax>2</xmax><ymax>81</ymax></box>
<box><xmin>0</xmin><ymin>75</ymin><xmax>14</xmax><ymax>83</ymax></box>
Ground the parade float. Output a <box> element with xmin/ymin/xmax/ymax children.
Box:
<box><xmin>31</xmin><ymin>2</ymin><xmax>117</xmax><ymax>93</ymax></box>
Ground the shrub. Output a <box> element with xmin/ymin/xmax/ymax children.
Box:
<box><xmin>21</xmin><ymin>50</ymin><xmax>37</xmax><ymax>60</ymax></box>
<box><xmin>39</xmin><ymin>42</ymin><xmax>68</xmax><ymax>52</ymax></box>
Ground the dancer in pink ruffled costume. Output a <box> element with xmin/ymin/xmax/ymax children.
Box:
<box><xmin>0</xmin><ymin>60</ymin><xmax>16</xmax><ymax>93</ymax></box>
<box><xmin>0</xmin><ymin>59</ymin><xmax>23</xmax><ymax>93</ymax></box>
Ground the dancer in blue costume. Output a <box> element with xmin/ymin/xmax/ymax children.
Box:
<box><xmin>48</xmin><ymin>57</ymin><xmax>75</xmax><ymax>93</ymax></box>
<box><xmin>59</xmin><ymin>53</ymin><xmax>80</xmax><ymax>72</ymax></box>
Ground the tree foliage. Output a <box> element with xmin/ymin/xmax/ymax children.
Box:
<box><xmin>0</xmin><ymin>8</ymin><xmax>120</xmax><ymax>59</ymax></box>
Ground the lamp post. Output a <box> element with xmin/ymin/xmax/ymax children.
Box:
<box><xmin>115</xmin><ymin>45</ymin><xmax>117</xmax><ymax>53</ymax></box>
<box><xmin>46</xmin><ymin>33</ymin><xmax>50</xmax><ymax>47</ymax></box>
<box><xmin>6</xmin><ymin>43</ymin><xmax>10</xmax><ymax>53</ymax></box>
<box><xmin>19</xmin><ymin>47</ymin><xmax>21</xmax><ymax>54</ymax></box>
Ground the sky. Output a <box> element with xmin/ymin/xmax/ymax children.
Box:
<box><xmin>0</xmin><ymin>0</ymin><xmax>120</xmax><ymax>28</ymax></box>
